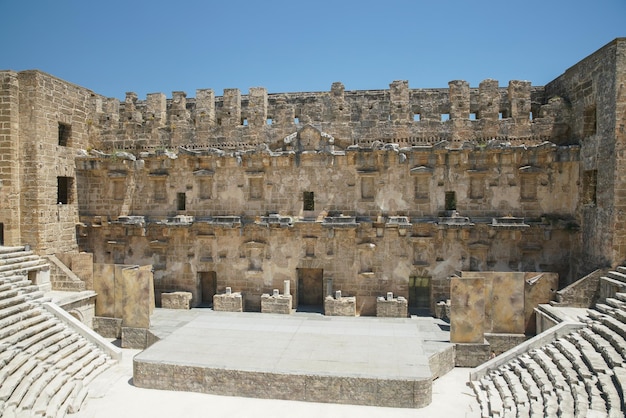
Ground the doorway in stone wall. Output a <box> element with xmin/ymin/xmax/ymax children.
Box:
<box><xmin>0</xmin><ymin>223</ymin><xmax>3</xmax><ymax>246</ymax></box>
<box><xmin>297</xmin><ymin>268</ymin><xmax>324</xmax><ymax>311</ymax></box>
<box><xmin>408</xmin><ymin>276</ymin><xmax>431</xmax><ymax>315</ymax></box>
<box><xmin>199</xmin><ymin>271</ymin><xmax>217</xmax><ymax>307</ymax></box>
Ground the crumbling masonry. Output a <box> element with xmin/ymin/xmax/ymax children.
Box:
<box><xmin>1</xmin><ymin>38</ymin><xmax>625</xmax><ymax>315</ymax></box>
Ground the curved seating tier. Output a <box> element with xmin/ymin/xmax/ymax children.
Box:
<box><xmin>0</xmin><ymin>246</ymin><xmax>115</xmax><ymax>417</ymax></box>
<box><xmin>471</xmin><ymin>284</ymin><xmax>626</xmax><ymax>417</ymax></box>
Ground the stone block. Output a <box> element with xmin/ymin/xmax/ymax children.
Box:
<box><xmin>324</xmin><ymin>295</ymin><xmax>356</xmax><ymax>316</ymax></box>
<box><xmin>261</xmin><ymin>293</ymin><xmax>292</xmax><ymax>314</ymax></box>
<box><xmin>213</xmin><ymin>292</ymin><xmax>243</xmax><ymax>312</ymax></box>
<box><xmin>455</xmin><ymin>341</ymin><xmax>491</xmax><ymax>367</ymax></box>
<box><xmin>162</xmin><ymin>291</ymin><xmax>192</xmax><ymax>309</ymax></box>
<box><xmin>450</xmin><ymin>275</ymin><xmax>485</xmax><ymax>343</ymax></box>
<box><xmin>93</xmin><ymin>316</ymin><xmax>122</xmax><ymax>339</ymax></box>
<box><xmin>122</xmin><ymin>326</ymin><xmax>148</xmax><ymax>349</ymax></box>
<box><xmin>376</xmin><ymin>296</ymin><xmax>408</xmax><ymax>317</ymax></box>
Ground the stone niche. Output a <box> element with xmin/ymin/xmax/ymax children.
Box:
<box><xmin>161</xmin><ymin>291</ymin><xmax>192</xmax><ymax>310</ymax></box>
<box><xmin>324</xmin><ymin>291</ymin><xmax>356</xmax><ymax>316</ymax></box>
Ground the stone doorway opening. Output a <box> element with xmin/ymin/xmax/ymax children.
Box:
<box><xmin>199</xmin><ymin>271</ymin><xmax>216</xmax><ymax>307</ymax></box>
<box><xmin>0</xmin><ymin>223</ymin><xmax>3</xmax><ymax>245</ymax></box>
<box><xmin>408</xmin><ymin>276</ymin><xmax>431</xmax><ymax>315</ymax></box>
<box><xmin>297</xmin><ymin>268</ymin><xmax>324</xmax><ymax>312</ymax></box>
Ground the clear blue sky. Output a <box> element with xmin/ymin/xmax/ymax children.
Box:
<box><xmin>2</xmin><ymin>0</ymin><xmax>624</xmax><ymax>99</ymax></box>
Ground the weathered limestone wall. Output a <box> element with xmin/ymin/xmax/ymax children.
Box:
<box><xmin>545</xmin><ymin>38</ymin><xmax>626</xmax><ymax>275</ymax></box>
<box><xmin>75</xmin><ymin>142</ymin><xmax>579</xmax><ymax>313</ymax></box>
<box><xmin>161</xmin><ymin>291</ymin><xmax>192</xmax><ymax>309</ymax></box>
<box><xmin>8</xmin><ymin>71</ymin><xmax>104</xmax><ymax>254</ymax></box>
<box><xmin>96</xmin><ymin>80</ymin><xmax>558</xmax><ymax>152</ymax></box>
<box><xmin>0</xmin><ymin>71</ymin><xmax>22</xmax><ymax>246</ymax></box>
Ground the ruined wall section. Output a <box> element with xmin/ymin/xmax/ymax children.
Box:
<box><xmin>15</xmin><ymin>71</ymin><xmax>104</xmax><ymax>254</ymax></box>
<box><xmin>0</xmin><ymin>71</ymin><xmax>22</xmax><ymax>246</ymax></box>
<box><xmin>95</xmin><ymin>81</ymin><xmax>560</xmax><ymax>152</ymax></box>
<box><xmin>545</xmin><ymin>38</ymin><xmax>626</xmax><ymax>275</ymax></box>
<box><xmin>75</xmin><ymin>144</ymin><xmax>579</xmax><ymax>221</ymax></box>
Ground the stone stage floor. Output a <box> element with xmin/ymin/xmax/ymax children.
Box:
<box><xmin>133</xmin><ymin>309</ymin><xmax>453</xmax><ymax>409</ymax></box>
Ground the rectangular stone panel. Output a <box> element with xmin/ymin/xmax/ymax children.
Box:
<box><xmin>450</xmin><ymin>275</ymin><xmax>485</xmax><ymax>343</ymax></box>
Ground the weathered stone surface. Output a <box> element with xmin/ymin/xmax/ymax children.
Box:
<box><xmin>122</xmin><ymin>326</ymin><xmax>148</xmax><ymax>349</ymax></box>
<box><xmin>450</xmin><ymin>275</ymin><xmax>485</xmax><ymax>343</ymax></box>
<box><xmin>376</xmin><ymin>295</ymin><xmax>408</xmax><ymax>317</ymax></box>
<box><xmin>161</xmin><ymin>291</ymin><xmax>192</xmax><ymax>310</ymax></box>
<box><xmin>324</xmin><ymin>295</ymin><xmax>356</xmax><ymax>316</ymax></box>
<box><xmin>92</xmin><ymin>316</ymin><xmax>122</xmax><ymax>339</ymax></box>
<box><xmin>213</xmin><ymin>292</ymin><xmax>243</xmax><ymax>312</ymax></box>
<box><xmin>455</xmin><ymin>342</ymin><xmax>491</xmax><ymax>367</ymax></box>
<box><xmin>260</xmin><ymin>293</ymin><xmax>292</xmax><ymax>314</ymax></box>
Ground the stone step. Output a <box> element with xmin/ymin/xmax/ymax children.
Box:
<box><xmin>607</xmin><ymin>270</ymin><xmax>626</xmax><ymax>283</ymax></box>
<box><xmin>605</xmin><ymin>297</ymin><xmax>626</xmax><ymax>310</ymax></box>
<box><xmin>616</xmin><ymin>292</ymin><xmax>626</xmax><ymax>303</ymax></box>
<box><xmin>0</xmin><ymin>293</ymin><xmax>29</xmax><ymax>310</ymax></box>
<box><xmin>41</xmin><ymin>379</ymin><xmax>79</xmax><ymax>418</ymax></box>
<box><xmin>0</xmin><ymin>246</ymin><xmax>27</xmax><ymax>255</ymax></box>
<box><xmin>15</xmin><ymin>323</ymin><xmax>66</xmax><ymax>353</ymax></box>
<box><xmin>34</xmin><ymin>333</ymin><xmax>80</xmax><ymax>362</ymax></box>
<box><xmin>520</xmin><ymin>354</ymin><xmax>559</xmax><ymax>417</ymax></box>
<box><xmin>597</xmin><ymin>372</ymin><xmax>623</xmax><ymax>418</ymax></box>
<box><xmin>590</xmin><ymin>322</ymin><xmax>626</xmax><ymax>362</ymax></box>
<box><xmin>601</xmin><ymin>314</ymin><xmax>626</xmax><ymax>341</ymax></box>
<box><xmin>67</xmin><ymin>385</ymin><xmax>89</xmax><ymax>415</ymax></box>
<box><xmin>19</xmin><ymin>337</ymin><xmax>85</xmax><ymax>411</ymax></box>
<box><xmin>595</xmin><ymin>303</ymin><xmax>616</xmax><ymax>316</ymax></box>
<box><xmin>612</xmin><ymin>367</ymin><xmax>626</xmax><ymax>413</ymax></box>
<box><xmin>0</xmin><ymin>259</ymin><xmax>49</xmax><ymax>275</ymax></box>
<box><xmin>0</xmin><ymin>254</ymin><xmax>41</xmax><ymax>267</ymax></box>
<box><xmin>489</xmin><ymin>371</ymin><xmax>517</xmax><ymax>416</ymax></box>
<box><xmin>5</xmin><ymin>358</ymin><xmax>46</xmax><ymax>410</ymax></box>
<box><xmin>543</xmin><ymin>344</ymin><xmax>591</xmax><ymax>417</ymax></box>
<box><xmin>500</xmin><ymin>366</ymin><xmax>530</xmax><ymax>407</ymax></box>
<box><xmin>510</xmin><ymin>359</ymin><xmax>545</xmax><ymax>418</ymax></box>
<box><xmin>0</xmin><ymin>311</ymin><xmax>49</xmax><ymax>342</ymax></box>
<box><xmin>480</xmin><ymin>377</ymin><xmax>503</xmax><ymax>417</ymax></box>
<box><xmin>579</xmin><ymin>327</ymin><xmax>625</xmax><ymax>368</ymax></box>
<box><xmin>469</xmin><ymin>380</ymin><xmax>491</xmax><ymax>418</ymax></box>
<box><xmin>0</xmin><ymin>358</ymin><xmax>38</xmax><ymax>401</ymax></box>
<box><xmin>567</xmin><ymin>332</ymin><xmax>611</xmax><ymax>374</ymax></box>
<box><xmin>0</xmin><ymin>303</ymin><xmax>39</xmax><ymax>330</ymax></box>
<box><xmin>0</xmin><ymin>275</ymin><xmax>29</xmax><ymax>286</ymax></box>
<box><xmin>529</xmin><ymin>347</ymin><xmax>577</xmax><ymax>417</ymax></box>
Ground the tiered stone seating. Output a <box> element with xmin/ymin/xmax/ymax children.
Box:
<box><xmin>470</xmin><ymin>268</ymin><xmax>626</xmax><ymax>417</ymax></box>
<box><xmin>0</xmin><ymin>246</ymin><xmax>116</xmax><ymax>417</ymax></box>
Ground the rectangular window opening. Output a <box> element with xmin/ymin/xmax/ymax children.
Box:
<box><xmin>303</xmin><ymin>191</ymin><xmax>315</xmax><ymax>211</ymax></box>
<box><xmin>469</xmin><ymin>113</ymin><xmax>477</xmax><ymax>121</ymax></box>
<box><xmin>445</xmin><ymin>191</ymin><xmax>456</xmax><ymax>211</ymax></box>
<box><xmin>441</xmin><ymin>113</ymin><xmax>450</xmax><ymax>122</ymax></box>
<box><xmin>177</xmin><ymin>192</ymin><xmax>186</xmax><ymax>211</ymax></box>
<box><xmin>413</xmin><ymin>113</ymin><xmax>421</xmax><ymax>122</ymax></box>
<box><xmin>294</xmin><ymin>116</ymin><xmax>300</xmax><ymax>124</ymax></box>
<box><xmin>57</xmin><ymin>176</ymin><xmax>72</xmax><ymax>204</ymax></box>
<box><xmin>58</xmin><ymin>122</ymin><xmax>71</xmax><ymax>146</ymax></box>
<box><xmin>266</xmin><ymin>118</ymin><xmax>273</xmax><ymax>126</ymax></box>
<box><xmin>242</xmin><ymin>118</ymin><xmax>248</xmax><ymax>126</ymax></box>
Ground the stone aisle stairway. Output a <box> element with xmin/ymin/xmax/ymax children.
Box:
<box><xmin>470</xmin><ymin>291</ymin><xmax>626</xmax><ymax>418</ymax></box>
<box><xmin>0</xmin><ymin>246</ymin><xmax>116</xmax><ymax>418</ymax></box>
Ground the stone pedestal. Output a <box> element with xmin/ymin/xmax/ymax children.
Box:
<box><xmin>93</xmin><ymin>316</ymin><xmax>122</xmax><ymax>339</ymax></box>
<box><xmin>324</xmin><ymin>295</ymin><xmax>356</xmax><ymax>316</ymax></box>
<box><xmin>454</xmin><ymin>341</ymin><xmax>491</xmax><ymax>367</ymax></box>
<box><xmin>261</xmin><ymin>291</ymin><xmax>292</xmax><ymax>314</ymax></box>
<box><xmin>122</xmin><ymin>326</ymin><xmax>148</xmax><ymax>349</ymax></box>
<box><xmin>213</xmin><ymin>291</ymin><xmax>243</xmax><ymax>312</ymax></box>
<box><xmin>161</xmin><ymin>291</ymin><xmax>192</xmax><ymax>309</ymax></box>
<box><xmin>376</xmin><ymin>296</ymin><xmax>408</xmax><ymax>317</ymax></box>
